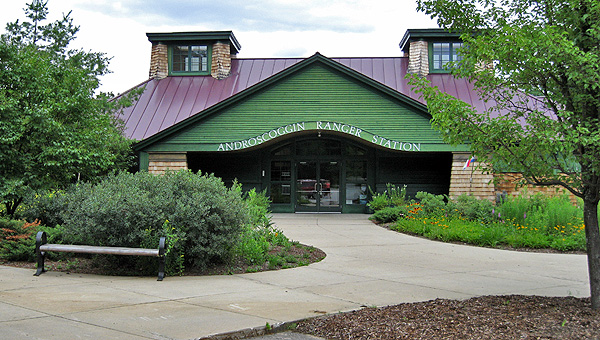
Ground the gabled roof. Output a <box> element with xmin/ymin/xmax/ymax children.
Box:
<box><xmin>118</xmin><ymin>53</ymin><xmax>494</xmax><ymax>143</ymax></box>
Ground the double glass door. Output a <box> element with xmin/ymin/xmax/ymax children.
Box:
<box><xmin>296</xmin><ymin>161</ymin><xmax>340</xmax><ymax>212</ymax></box>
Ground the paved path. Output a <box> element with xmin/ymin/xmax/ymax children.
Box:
<box><xmin>0</xmin><ymin>214</ymin><xmax>590</xmax><ymax>339</ymax></box>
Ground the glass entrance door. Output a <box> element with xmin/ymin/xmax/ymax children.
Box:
<box><xmin>296</xmin><ymin>161</ymin><xmax>340</xmax><ymax>212</ymax></box>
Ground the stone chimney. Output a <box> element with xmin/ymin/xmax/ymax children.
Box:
<box><xmin>407</xmin><ymin>40</ymin><xmax>429</xmax><ymax>77</ymax></box>
<box><xmin>149</xmin><ymin>42</ymin><xmax>168</xmax><ymax>79</ymax></box>
<box><xmin>211</xmin><ymin>41</ymin><xmax>233</xmax><ymax>80</ymax></box>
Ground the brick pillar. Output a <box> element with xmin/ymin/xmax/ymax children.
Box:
<box><xmin>211</xmin><ymin>41</ymin><xmax>232</xmax><ymax>80</ymax></box>
<box><xmin>148</xmin><ymin>153</ymin><xmax>188</xmax><ymax>174</ymax></box>
<box><xmin>448</xmin><ymin>152</ymin><xmax>495</xmax><ymax>201</ymax></box>
<box><xmin>407</xmin><ymin>40</ymin><xmax>429</xmax><ymax>76</ymax></box>
<box><xmin>149</xmin><ymin>42</ymin><xmax>168</xmax><ymax>79</ymax></box>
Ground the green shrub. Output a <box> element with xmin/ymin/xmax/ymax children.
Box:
<box><xmin>235</xmin><ymin>225</ymin><xmax>270</xmax><ymax>265</ymax></box>
<box><xmin>415</xmin><ymin>192</ymin><xmax>447</xmax><ymax>216</ymax></box>
<box><xmin>387</xmin><ymin>184</ymin><xmax>408</xmax><ymax>207</ymax></box>
<box><xmin>234</xmin><ymin>224</ymin><xmax>290</xmax><ymax>266</ymax></box>
<box><xmin>367</xmin><ymin>192</ymin><xmax>391</xmax><ymax>211</ymax></box>
<box><xmin>367</xmin><ymin>184</ymin><xmax>407</xmax><ymax>211</ymax></box>
<box><xmin>57</xmin><ymin>170</ymin><xmax>249</xmax><ymax>272</ymax></box>
<box><xmin>20</xmin><ymin>190</ymin><xmax>69</xmax><ymax>228</ymax></box>
<box><xmin>450</xmin><ymin>194</ymin><xmax>495</xmax><ymax>222</ymax></box>
<box><xmin>0</xmin><ymin>218</ymin><xmax>64</xmax><ymax>261</ymax></box>
<box><xmin>370</xmin><ymin>206</ymin><xmax>407</xmax><ymax>223</ymax></box>
<box><xmin>0</xmin><ymin>218</ymin><xmax>39</xmax><ymax>261</ymax></box>
<box><xmin>245</xmin><ymin>189</ymin><xmax>272</xmax><ymax>228</ymax></box>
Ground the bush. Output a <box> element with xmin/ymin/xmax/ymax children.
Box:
<box><xmin>19</xmin><ymin>190</ymin><xmax>69</xmax><ymax>228</ymax></box>
<box><xmin>367</xmin><ymin>192</ymin><xmax>391</xmax><ymax>211</ymax></box>
<box><xmin>370</xmin><ymin>206</ymin><xmax>407</xmax><ymax>223</ymax></box>
<box><xmin>245</xmin><ymin>189</ymin><xmax>272</xmax><ymax>228</ymax></box>
<box><xmin>0</xmin><ymin>218</ymin><xmax>39</xmax><ymax>261</ymax></box>
<box><xmin>450</xmin><ymin>194</ymin><xmax>495</xmax><ymax>222</ymax></box>
<box><xmin>0</xmin><ymin>218</ymin><xmax>64</xmax><ymax>261</ymax></box>
<box><xmin>415</xmin><ymin>192</ymin><xmax>447</xmax><ymax>216</ymax></box>
<box><xmin>57</xmin><ymin>170</ymin><xmax>249</xmax><ymax>273</ymax></box>
<box><xmin>367</xmin><ymin>184</ymin><xmax>407</xmax><ymax>211</ymax></box>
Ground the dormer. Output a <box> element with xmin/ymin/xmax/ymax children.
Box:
<box><xmin>146</xmin><ymin>31</ymin><xmax>241</xmax><ymax>80</ymax></box>
<box><xmin>399</xmin><ymin>29</ymin><xmax>463</xmax><ymax>77</ymax></box>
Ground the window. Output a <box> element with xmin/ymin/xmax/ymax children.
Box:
<box><xmin>271</xmin><ymin>161</ymin><xmax>291</xmax><ymax>204</ymax></box>
<box><xmin>171</xmin><ymin>45</ymin><xmax>209</xmax><ymax>74</ymax></box>
<box><xmin>431</xmin><ymin>42</ymin><xmax>463</xmax><ymax>72</ymax></box>
<box><xmin>345</xmin><ymin>160</ymin><xmax>368</xmax><ymax>205</ymax></box>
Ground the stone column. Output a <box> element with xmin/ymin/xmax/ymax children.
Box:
<box><xmin>148</xmin><ymin>152</ymin><xmax>188</xmax><ymax>174</ymax></box>
<box><xmin>448</xmin><ymin>152</ymin><xmax>495</xmax><ymax>201</ymax></box>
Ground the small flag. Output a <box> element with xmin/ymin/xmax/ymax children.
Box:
<box><xmin>463</xmin><ymin>156</ymin><xmax>476</xmax><ymax>170</ymax></box>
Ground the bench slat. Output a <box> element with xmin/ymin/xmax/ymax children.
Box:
<box><xmin>39</xmin><ymin>244</ymin><xmax>159</xmax><ymax>257</ymax></box>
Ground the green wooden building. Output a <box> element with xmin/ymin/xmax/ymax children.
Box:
<box><xmin>119</xmin><ymin>29</ymin><xmax>496</xmax><ymax>213</ymax></box>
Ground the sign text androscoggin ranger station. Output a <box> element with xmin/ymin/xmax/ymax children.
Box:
<box><xmin>117</xmin><ymin>29</ymin><xmax>545</xmax><ymax>213</ymax></box>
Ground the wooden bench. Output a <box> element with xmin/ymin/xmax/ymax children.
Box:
<box><xmin>34</xmin><ymin>231</ymin><xmax>166</xmax><ymax>281</ymax></box>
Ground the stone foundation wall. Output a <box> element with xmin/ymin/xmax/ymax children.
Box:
<box><xmin>148</xmin><ymin>153</ymin><xmax>188</xmax><ymax>174</ymax></box>
<box><xmin>494</xmin><ymin>173</ymin><xmax>578</xmax><ymax>204</ymax></box>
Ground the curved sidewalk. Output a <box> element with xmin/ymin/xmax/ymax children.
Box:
<box><xmin>0</xmin><ymin>214</ymin><xmax>590</xmax><ymax>339</ymax></box>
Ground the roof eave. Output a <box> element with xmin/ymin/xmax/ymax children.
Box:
<box><xmin>146</xmin><ymin>31</ymin><xmax>242</xmax><ymax>54</ymax></box>
<box><xmin>399</xmin><ymin>28</ymin><xmax>463</xmax><ymax>52</ymax></box>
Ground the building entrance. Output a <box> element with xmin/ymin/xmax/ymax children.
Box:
<box><xmin>187</xmin><ymin>134</ymin><xmax>452</xmax><ymax>214</ymax></box>
<box><xmin>268</xmin><ymin>136</ymin><xmax>370</xmax><ymax>213</ymax></box>
<box><xmin>296</xmin><ymin>161</ymin><xmax>341</xmax><ymax>212</ymax></box>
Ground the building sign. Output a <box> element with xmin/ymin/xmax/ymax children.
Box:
<box><xmin>216</xmin><ymin>121</ymin><xmax>421</xmax><ymax>152</ymax></box>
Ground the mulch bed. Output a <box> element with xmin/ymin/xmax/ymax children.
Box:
<box><xmin>295</xmin><ymin>295</ymin><xmax>600</xmax><ymax>340</ymax></box>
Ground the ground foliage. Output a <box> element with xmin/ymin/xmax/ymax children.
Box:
<box><xmin>374</xmin><ymin>192</ymin><xmax>587</xmax><ymax>252</ymax></box>
<box><xmin>4</xmin><ymin>172</ymin><xmax>326</xmax><ymax>277</ymax></box>
<box><xmin>295</xmin><ymin>295</ymin><xmax>600</xmax><ymax>340</ymax></box>
<box><xmin>0</xmin><ymin>0</ymin><xmax>135</xmax><ymax>217</ymax></box>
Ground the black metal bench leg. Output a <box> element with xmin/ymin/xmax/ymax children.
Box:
<box><xmin>157</xmin><ymin>237</ymin><xmax>166</xmax><ymax>281</ymax></box>
<box><xmin>34</xmin><ymin>231</ymin><xmax>47</xmax><ymax>276</ymax></box>
<box><xmin>157</xmin><ymin>256</ymin><xmax>165</xmax><ymax>281</ymax></box>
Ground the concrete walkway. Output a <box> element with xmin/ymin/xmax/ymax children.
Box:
<box><xmin>0</xmin><ymin>214</ymin><xmax>590</xmax><ymax>339</ymax></box>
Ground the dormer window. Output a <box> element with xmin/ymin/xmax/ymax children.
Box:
<box><xmin>170</xmin><ymin>45</ymin><xmax>210</xmax><ymax>75</ymax></box>
<box><xmin>147</xmin><ymin>31</ymin><xmax>241</xmax><ymax>79</ymax></box>
<box><xmin>400</xmin><ymin>29</ymin><xmax>465</xmax><ymax>76</ymax></box>
<box><xmin>430</xmin><ymin>42</ymin><xmax>463</xmax><ymax>72</ymax></box>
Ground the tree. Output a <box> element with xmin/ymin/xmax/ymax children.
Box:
<box><xmin>409</xmin><ymin>0</ymin><xmax>600</xmax><ymax>309</ymax></box>
<box><xmin>0</xmin><ymin>0</ymin><xmax>134</xmax><ymax>217</ymax></box>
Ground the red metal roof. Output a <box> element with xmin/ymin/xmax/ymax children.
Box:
<box><xmin>118</xmin><ymin>56</ymin><xmax>491</xmax><ymax>141</ymax></box>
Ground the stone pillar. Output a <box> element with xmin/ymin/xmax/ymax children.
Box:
<box><xmin>448</xmin><ymin>152</ymin><xmax>495</xmax><ymax>201</ymax></box>
<box><xmin>148</xmin><ymin>152</ymin><xmax>188</xmax><ymax>174</ymax></box>
<box><xmin>149</xmin><ymin>42</ymin><xmax>168</xmax><ymax>79</ymax></box>
<box><xmin>211</xmin><ymin>41</ymin><xmax>232</xmax><ymax>80</ymax></box>
<box><xmin>407</xmin><ymin>40</ymin><xmax>429</xmax><ymax>76</ymax></box>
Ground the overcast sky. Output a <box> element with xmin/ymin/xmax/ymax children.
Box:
<box><xmin>0</xmin><ymin>0</ymin><xmax>437</xmax><ymax>94</ymax></box>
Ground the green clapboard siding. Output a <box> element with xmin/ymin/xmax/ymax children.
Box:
<box><xmin>146</xmin><ymin>64</ymin><xmax>463</xmax><ymax>153</ymax></box>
